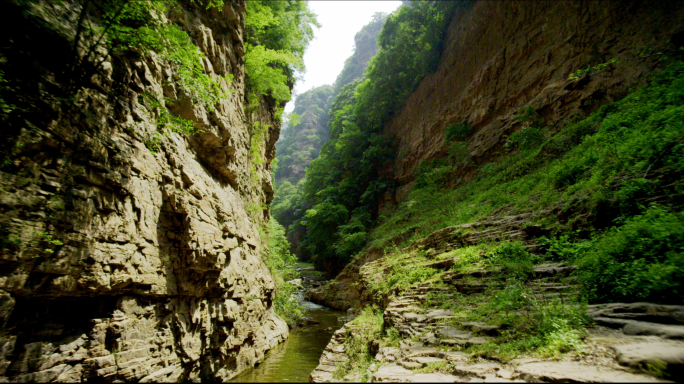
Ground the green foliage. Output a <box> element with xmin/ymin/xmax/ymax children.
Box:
<box><xmin>142</xmin><ymin>94</ymin><xmax>201</xmax><ymax>152</ymax></box>
<box><xmin>284</xmin><ymin>112</ymin><xmax>301</xmax><ymax>128</ymax></box>
<box><xmin>244</xmin><ymin>1</ymin><xmax>319</xmax><ymax>103</ymax></box>
<box><xmin>468</xmin><ymin>283</ymin><xmax>589</xmax><ymax>360</ymax></box>
<box><xmin>0</xmin><ymin>57</ymin><xmax>14</xmax><ymax>118</ymax></box>
<box><xmin>368</xmin><ymin>61</ymin><xmax>684</xmax><ymax>273</ymax></box>
<box><xmin>249</xmin><ymin>121</ymin><xmax>270</xmax><ymax>184</ymax></box>
<box><xmin>264</xmin><ymin>220</ymin><xmax>303</xmax><ymax>326</ymax></box>
<box><xmin>505</xmin><ymin>107</ymin><xmax>545</xmax><ymax>151</ymax></box>
<box><xmin>386</xmin><ymin>265</ymin><xmax>439</xmax><ymax>294</ymax></box>
<box><xmin>414</xmin><ymin>158</ymin><xmax>450</xmax><ymax>189</ymax></box>
<box><xmin>333</xmin><ymin>306</ymin><xmax>384</xmax><ymax>381</ymax></box>
<box><xmin>577</xmin><ymin>206</ymin><xmax>684</xmax><ymax>304</ymax></box>
<box><xmin>355</xmin><ymin>2</ymin><xmax>462</xmax><ymax>130</ymax></box>
<box><xmin>245</xmin><ymin>44</ymin><xmax>301</xmax><ymax>104</ymax></box>
<box><xmin>274</xmin><ymin>85</ymin><xmax>334</xmax><ymax>184</ymax></box>
<box><xmin>332</xmin><ymin>213</ymin><xmax>370</xmax><ymax>262</ymax></box>
<box><xmin>118</xmin><ymin>20</ymin><xmax>233</xmax><ymax>110</ymax></box>
<box><xmin>443</xmin><ymin>244</ymin><xmax>493</xmax><ymax>274</ymax></box>
<box><xmin>505</xmin><ymin>126</ymin><xmax>545</xmax><ymax>151</ymax></box>
<box><xmin>539</xmin><ymin>233</ymin><xmax>592</xmax><ymax>262</ymax></box>
<box><xmin>364</xmin><ymin>249</ymin><xmax>441</xmax><ymax>298</ymax></box>
<box><xmin>445</xmin><ymin>122</ymin><xmax>473</xmax><ymax>142</ymax></box>
<box><xmin>275</xmin><ymin>2</ymin><xmax>469</xmax><ymax>273</ymax></box>
<box><xmin>568</xmin><ymin>58</ymin><xmax>619</xmax><ymax>81</ymax></box>
<box><xmin>487</xmin><ymin>242</ymin><xmax>541</xmax><ymax>281</ymax></box>
<box><xmin>363</xmin><ymin>62</ymin><xmax>684</xmax><ymax>308</ymax></box>
<box><xmin>37</xmin><ymin>231</ymin><xmax>63</xmax><ymax>254</ymax></box>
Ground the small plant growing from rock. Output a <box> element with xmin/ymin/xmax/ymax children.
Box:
<box><xmin>568</xmin><ymin>58</ymin><xmax>619</xmax><ymax>81</ymax></box>
<box><xmin>445</xmin><ymin>122</ymin><xmax>473</xmax><ymax>142</ymax></box>
<box><xmin>505</xmin><ymin>106</ymin><xmax>545</xmax><ymax>151</ymax></box>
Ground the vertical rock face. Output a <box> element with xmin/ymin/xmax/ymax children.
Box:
<box><xmin>0</xmin><ymin>0</ymin><xmax>287</xmax><ymax>381</ymax></box>
<box><xmin>384</xmin><ymin>0</ymin><xmax>684</xmax><ymax>201</ymax></box>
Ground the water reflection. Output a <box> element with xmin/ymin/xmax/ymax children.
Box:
<box><xmin>230</xmin><ymin>303</ymin><xmax>346</xmax><ymax>383</ymax></box>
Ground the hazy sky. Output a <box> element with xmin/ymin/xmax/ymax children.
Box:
<box><xmin>284</xmin><ymin>1</ymin><xmax>402</xmax><ymax>113</ymax></box>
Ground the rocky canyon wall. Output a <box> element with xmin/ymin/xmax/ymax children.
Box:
<box><xmin>0</xmin><ymin>0</ymin><xmax>287</xmax><ymax>381</ymax></box>
<box><xmin>384</xmin><ymin>0</ymin><xmax>684</xmax><ymax>201</ymax></box>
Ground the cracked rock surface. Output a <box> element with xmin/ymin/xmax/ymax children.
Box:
<box><xmin>0</xmin><ymin>0</ymin><xmax>288</xmax><ymax>381</ymax></box>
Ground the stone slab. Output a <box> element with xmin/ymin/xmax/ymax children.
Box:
<box><xmin>515</xmin><ymin>361</ymin><xmax>665</xmax><ymax>382</ymax></box>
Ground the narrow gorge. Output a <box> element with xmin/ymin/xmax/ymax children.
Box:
<box><xmin>1</xmin><ymin>0</ymin><xmax>684</xmax><ymax>383</ymax></box>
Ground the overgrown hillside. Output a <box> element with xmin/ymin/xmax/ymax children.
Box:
<box><xmin>308</xmin><ymin>60</ymin><xmax>684</xmax><ymax>382</ymax></box>
<box><xmin>274</xmin><ymin>13</ymin><xmax>387</xmax><ymax>187</ymax></box>
<box><xmin>275</xmin><ymin>85</ymin><xmax>334</xmax><ymax>184</ymax></box>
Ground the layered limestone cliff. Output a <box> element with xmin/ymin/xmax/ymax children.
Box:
<box><xmin>0</xmin><ymin>0</ymin><xmax>287</xmax><ymax>381</ymax></box>
<box><xmin>384</xmin><ymin>0</ymin><xmax>684</xmax><ymax>201</ymax></box>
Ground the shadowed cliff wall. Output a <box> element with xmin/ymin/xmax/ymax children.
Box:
<box><xmin>0</xmin><ymin>0</ymin><xmax>288</xmax><ymax>381</ymax></box>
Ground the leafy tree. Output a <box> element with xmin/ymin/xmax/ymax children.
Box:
<box><xmin>244</xmin><ymin>1</ymin><xmax>319</xmax><ymax>104</ymax></box>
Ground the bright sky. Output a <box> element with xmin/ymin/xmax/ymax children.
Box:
<box><xmin>284</xmin><ymin>0</ymin><xmax>402</xmax><ymax>113</ymax></box>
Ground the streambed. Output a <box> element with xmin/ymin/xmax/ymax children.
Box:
<box><xmin>230</xmin><ymin>300</ymin><xmax>346</xmax><ymax>383</ymax></box>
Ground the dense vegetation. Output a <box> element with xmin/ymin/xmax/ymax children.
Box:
<box><xmin>272</xmin><ymin>2</ymin><xmax>463</xmax><ymax>272</ymax></box>
<box><xmin>275</xmin><ymin>85</ymin><xmax>334</xmax><ymax>184</ymax></box>
<box><xmin>262</xmin><ymin>220</ymin><xmax>302</xmax><ymax>326</ymax></box>
<box><xmin>273</xmin><ymin>13</ymin><xmax>387</xmax><ymax>188</ymax></box>
<box><xmin>329</xmin><ymin>61</ymin><xmax>684</xmax><ymax>370</ymax></box>
<box><xmin>244</xmin><ymin>1</ymin><xmax>319</xmax><ymax>107</ymax></box>
<box><xmin>374</xmin><ymin>60</ymin><xmax>684</xmax><ymax>304</ymax></box>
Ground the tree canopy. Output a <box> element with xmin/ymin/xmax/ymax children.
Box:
<box><xmin>244</xmin><ymin>1</ymin><xmax>319</xmax><ymax>105</ymax></box>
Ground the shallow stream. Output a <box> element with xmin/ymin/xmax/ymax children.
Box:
<box><xmin>230</xmin><ymin>299</ymin><xmax>346</xmax><ymax>383</ymax></box>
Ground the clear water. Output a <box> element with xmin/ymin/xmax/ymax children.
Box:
<box><xmin>230</xmin><ymin>301</ymin><xmax>346</xmax><ymax>383</ymax></box>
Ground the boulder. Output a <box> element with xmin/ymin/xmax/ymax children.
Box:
<box><xmin>613</xmin><ymin>341</ymin><xmax>684</xmax><ymax>378</ymax></box>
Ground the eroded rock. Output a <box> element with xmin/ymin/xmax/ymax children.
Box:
<box><xmin>0</xmin><ymin>0</ymin><xmax>288</xmax><ymax>381</ymax></box>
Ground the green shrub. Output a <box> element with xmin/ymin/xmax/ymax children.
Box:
<box><xmin>505</xmin><ymin>107</ymin><xmax>545</xmax><ymax>151</ymax></box>
<box><xmin>414</xmin><ymin>158</ymin><xmax>450</xmax><ymax>189</ymax></box>
<box><xmin>386</xmin><ymin>265</ymin><xmax>438</xmax><ymax>293</ymax></box>
<box><xmin>488</xmin><ymin>241</ymin><xmax>540</xmax><ymax>281</ymax></box>
<box><xmin>568</xmin><ymin>58</ymin><xmax>619</xmax><ymax>81</ymax></box>
<box><xmin>244</xmin><ymin>1</ymin><xmax>319</xmax><ymax>103</ymax></box>
<box><xmin>539</xmin><ymin>233</ymin><xmax>592</xmax><ymax>262</ymax></box>
<box><xmin>471</xmin><ymin>283</ymin><xmax>589</xmax><ymax>360</ymax></box>
<box><xmin>577</xmin><ymin>206</ymin><xmax>684</xmax><ymax>304</ymax></box>
<box><xmin>448</xmin><ymin>141</ymin><xmax>469</xmax><ymax>163</ymax></box>
<box><xmin>505</xmin><ymin>126</ymin><xmax>545</xmax><ymax>151</ymax></box>
<box><xmin>445</xmin><ymin>122</ymin><xmax>473</xmax><ymax>142</ymax></box>
<box><xmin>334</xmin><ymin>305</ymin><xmax>384</xmax><ymax>380</ymax></box>
<box><xmin>264</xmin><ymin>220</ymin><xmax>303</xmax><ymax>325</ymax></box>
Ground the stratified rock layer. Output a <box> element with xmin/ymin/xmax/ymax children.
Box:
<box><xmin>0</xmin><ymin>0</ymin><xmax>287</xmax><ymax>381</ymax></box>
